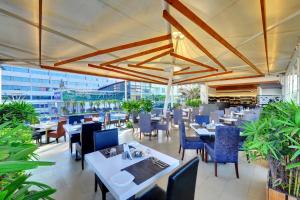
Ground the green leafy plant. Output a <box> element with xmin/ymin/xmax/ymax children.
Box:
<box><xmin>242</xmin><ymin>101</ymin><xmax>300</xmax><ymax>197</ymax></box>
<box><xmin>0</xmin><ymin>101</ymin><xmax>38</xmax><ymax>125</ymax></box>
<box><xmin>0</xmin><ymin>122</ymin><xmax>56</xmax><ymax>199</ymax></box>
<box><xmin>140</xmin><ymin>99</ymin><xmax>153</xmax><ymax>113</ymax></box>
<box><xmin>186</xmin><ymin>99</ymin><xmax>201</xmax><ymax>108</ymax></box>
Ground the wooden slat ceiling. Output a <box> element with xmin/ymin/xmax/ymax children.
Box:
<box><xmin>0</xmin><ymin>0</ymin><xmax>300</xmax><ymax>85</ymax></box>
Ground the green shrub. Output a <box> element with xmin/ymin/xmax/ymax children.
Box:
<box><xmin>242</xmin><ymin>101</ymin><xmax>300</xmax><ymax>197</ymax></box>
<box><xmin>186</xmin><ymin>99</ymin><xmax>201</xmax><ymax>108</ymax></box>
<box><xmin>0</xmin><ymin>101</ymin><xmax>38</xmax><ymax>125</ymax></box>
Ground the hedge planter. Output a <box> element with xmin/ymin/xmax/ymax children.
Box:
<box><xmin>267</xmin><ymin>171</ymin><xmax>299</xmax><ymax>200</ymax></box>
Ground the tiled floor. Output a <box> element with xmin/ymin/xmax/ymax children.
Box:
<box><xmin>31</xmin><ymin>126</ymin><xmax>268</xmax><ymax>200</ymax></box>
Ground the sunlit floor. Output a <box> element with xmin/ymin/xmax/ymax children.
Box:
<box><xmin>30</xmin><ymin>126</ymin><xmax>268</xmax><ymax>200</ymax></box>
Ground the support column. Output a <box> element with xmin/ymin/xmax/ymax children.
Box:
<box><xmin>163</xmin><ymin>67</ymin><xmax>174</xmax><ymax>116</ymax></box>
<box><xmin>200</xmin><ymin>83</ymin><xmax>208</xmax><ymax>104</ymax></box>
<box><xmin>124</xmin><ymin>80</ymin><xmax>128</xmax><ymax>101</ymax></box>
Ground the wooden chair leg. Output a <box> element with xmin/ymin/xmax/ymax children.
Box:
<box><xmin>235</xmin><ymin>163</ymin><xmax>239</xmax><ymax>178</ymax></box>
<box><xmin>70</xmin><ymin>142</ymin><xmax>73</xmax><ymax>154</ymax></box>
<box><xmin>181</xmin><ymin>149</ymin><xmax>185</xmax><ymax>160</ymax></box>
<box><xmin>81</xmin><ymin>155</ymin><xmax>84</xmax><ymax>170</ymax></box>
<box><xmin>178</xmin><ymin>145</ymin><xmax>181</xmax><ymax>154</ymax></box>
<box><xmin>246</xmin><ymin>154</ymin><xmax>250</xmax><ymax>163</ymax></box>
<box><xmin>56</xmin><ymin>138</ymin><xmax>59</xmax><ymax>143</ymax></box>
<box><xmin>205</xmin><ymin>151</ymin><xmax>208</xmax><ymax>163</ymax></box>
<box><xmin>139</xmin><ymin>132</ymin><xmax>142</xmax><ymax>140</ymax></box>
<box><xmin>201</xmin><ymin>149</ymin><xmax>205</xmax><ymax>161</ymax></box>
<box><xmin>94</xmin><ymin>174</ymin><xmax>98</xmax><ymax>192</ymax></box>
<box><xmin>214</xmin><ymin>162</ymin><xmax>218</xmax><ymax>177</ymax></box>
<box><xmin>196</xmin><ymin>149</ymin><xmax>199</xmax><ymax>154</ymax></box>
<box><xmin>64</xmin><ymin>135</ymin><xmax>66</xmax><ymax>142</ymax></box>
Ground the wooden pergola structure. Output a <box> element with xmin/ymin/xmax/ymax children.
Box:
<box><xmin>0</xmin><ymin>0</ymin><xmax>299</xmax><ymax>86</ymax></box>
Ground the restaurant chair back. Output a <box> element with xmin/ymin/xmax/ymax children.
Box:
<box><xmin>224</xmin><ymin>108</ymin><xmax>231</xmax><ymax>116</ymax></box>
<box><xmin>76</xmin><ymin>122</ymin><xmax>102</xmax><ymax>170</ymax></box>
<box><xmin>69</xmin><ymin>115</ymin><xmax>84</xmax><ymax>125</ymax></box>
<box><xmin>166</xmin><ymin>157</ymin><xmax>200</xmax><ymax>200</ymax></box>
<box><xmin>195</xmin><ymin>115</ymin><xmax>210</xmax><ymax>125</ymax></box>
<box><xmin>84</xmin><ymin>117</ymin><xmax>93</xmax><ymax>122</ymax></box>
<box><xmin>136</xmin><ymin>157</ymin><xmax>200</xmax><ymax>200</ymax></box>
<box><xmin>173</xmin><ymin>109</ymin><xmax>182</xmax><ymax>125</ymax></box>
<box><xmin>139</xmin><ymin>113</ymin><xmax>155</xmax><ymax>140</ymax></box>
<box><xmin>94</xmin><ymin>128</ymin><xmax>119</xmax><ymax>151</ymax></box>
<box><xmin>93</xmin><ymin>128</ymin><xmax>117</xmax><ymax>200</ymax></box>
<box><xmin>47</xmin><ymin>120</ymin><xmax>66</xmax><ymax>143</ymax></box>
<box><xmin>179</xmin><ymin>121</ymin><xmax>204</xmax><ymax>160</ymax></box>
<box><xmin>216</xmin><ymin>110</ymin><xmax>225</xmax><ymax>117</ymax></box>
<box><xmin>205</xmin><ymin>125</ymin><xmax>240</xmax><ymax>178</ymax></box>
<box><xmin>156</xmin><ymin>114</ymin><xmax>170</xmax><ymax>137</ymax></box>
<box><xmin>191</xmin><ymin>108</ymin><xmax>199</xmax><ymax>122</ymax></box>
<box><xmin>152</xmin><ymin>108</ymin><xmax>163</xmax><ymax>116</ymax></box>
<box><xmin>209</xmin><ymin>111</ymin><xmax>219</xmax><ymax>123</ymax></box>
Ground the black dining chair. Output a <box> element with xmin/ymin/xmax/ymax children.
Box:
<box><xmin>68</xmin><ymin>115</ymin><xmax>85</xmax><ymax>154</ymax></box>
<box><xmin>75</xmin><ymin>122</ymin><xmax>102</xmax><ymax>170</ymax></box>
<box><xmin>93</xmin><ymin>128</ymin><xmax>119</xmax><ymax>200</ymax></box>
<box><xmin>136</xmin><ymin>157</ymin><xmax>199</xmax><ymax>200</ymax></box>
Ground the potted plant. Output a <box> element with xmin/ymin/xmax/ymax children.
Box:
<box><xmin>186</xmin><ymin>98</ymin><xmax>201</xmax><ymax>108</ymax></box>
<box><xmin>140</xmin><ymin>99</ymin><xmax>153</xmax><ymax>113</ymax></box>
<box><xmin>242</xmin><ymin>101</ymin><xmax>300</xmax><ymax>200</ymax></box>
<box><xmin>0</xmin><ymin>101</ymin><xmax>56</xmax><ymax>198</ymax></box>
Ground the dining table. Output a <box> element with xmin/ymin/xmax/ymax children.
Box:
<box><xmin>190</xmin><ymin>123</ymin><xmax>224</xmax><ymax>136</ymax></box>
<box><xmin>85</xmin><ymin>141</ymin><xmax>179</xmax><ymax>200</ymax></box>
<box><xmin>63</xmin><ymin>124</ymin><xmax>82</xmax><ymax>136</ymax></box>
<box><xmin>219</xmin><ymin>116</ymin><xmax>238</xmax><ymax>124</ymax></box>
<box><xmin>30</xmin><ymin>122</ymin><xmax>57</xmax><ymax>143</ymax></box>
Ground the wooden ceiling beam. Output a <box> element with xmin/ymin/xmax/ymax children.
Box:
<box><xmin>38</xmin><ymin>0</ymin><xmax>42</xmax><ymax>66</ymax></box>
<box><xmin>54</xmin><ymin>34</ymin><xmax>172</xmax><ymax>66</ymax></box>
<box><xmin>174</xmin><ymin>69</ymin><xmax>215</xmax><ymax>76</ymax></box>
<box><xmin>165</xmin><ymin>0</ymin><xmax>263</xmax><ymax>75</ymax></box>
<box><xmin>204</xmin><ymin>75</ymin><xmax>265</xmax><ymax>82</ymax></box>
<box><xmin>260</xmin><ymin>0</ymin><xmax>270</xmax><ymax>74</ymax></box>
<box><xmin>41</xmin><ymin>65</ymin><xmax>162</xmax><ymax>84</ymax></box>
<box><xmin>136</xmin><ymin>49</ymin><xmax>173</xmax><ymax>66</ymax></box>
<box><xmin>170</xmin><ymin>52</ymin><xmax>218</xmax><ymax>71</ymax></box>
<box><xmin>99</xmin><ymin>43</ymin><xmax>173</xmax><ymax>66</ymax></box>
<box><xmin>89</xmin><ymin>64</ymin><xmax>168</xmax><ymax>81</ymax></box>
<box><xmin>128</xmin><ymin>64</ymin><xmax>165</xmax><ymax>71</ymax></box>
<box><xmin>163</xmin><ymin>10</ymin><xmax>227</xmax><ymax>71</ymax></box>
<box><xmin>173</xmin><ymin>71</ymin><xmax>233</xmax><ymax>84</ymax></box>
<box><xmin>173</xmin><ymin>66</ymin><xmax>190</xmax><ymax>74</ymax></box>
<box><xmin>88</xmin><ymin>64</ymin><xmax>166</xmax><ymax>84</ymax></box>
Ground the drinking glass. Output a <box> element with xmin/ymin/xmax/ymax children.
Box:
<box><xmin>110</xmin><ymin>148</ymin><xmax>117</xmax><ymax>157</ymax></box>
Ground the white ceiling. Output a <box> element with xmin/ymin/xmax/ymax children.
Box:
<box><xmin>0</xmin><ymin>0</ymin><xmax>299</xmax><ymax>84</ymax></box>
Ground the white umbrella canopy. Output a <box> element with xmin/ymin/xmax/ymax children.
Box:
<box><xmin>0</xmin><ymin>0</ymin><xmax>299</xmax><ymax>84</ymax></box>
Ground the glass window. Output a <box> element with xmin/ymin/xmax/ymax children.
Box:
<box><xmin>32</xmin><ymin>86</ymin><xmax>50</xmax><ymax>91</ymax></box>
<box><xmin>30</xmin><ymin>69</ymin><xmax>48</xmax><ymax>75</ymax></box>
<box><xmin>32</xmin><ymin>95</ymin><xmax>52</xmax><ymax>100</ymax></box>
<box><xmin>2</xmin><ymin>85</ymin><xmax>31</xmax><ymax>91</ymax></box>
<box><xmin>31</xmin><ymin>78</ymin><xmax>49</xmax><ymax>84</ymax></box>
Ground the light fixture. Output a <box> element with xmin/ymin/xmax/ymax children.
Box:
<box><xmin>172</xmin><ymin>32</ymin><xmax>185</xmax><ymax>40</ymax></box>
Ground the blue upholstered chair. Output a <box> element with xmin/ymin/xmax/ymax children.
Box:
<box><xmin>68</xmin><ymin>115</ymin><xmax>84</xmax><ymax>125</ymax></box>
<box><xmin>152</xmin><ymin>108</ymin><xmax>163</xmax><ymax>116</ymax></box>
<box><xmin>216</xmin><ymin>110</ymin><xmax>225</xmax><ymax>117</ymax></box>
<box><xmin>75</xmin><ymin>122</ymin><xmax>102</xmax><ymax>170</ymax></box>
<box><xmin>139</xmin><ymin>113</ymin><xmax>155</xmax><ymax>140</ymax></box>
<box><xmin>205</xmin><ymin>126</ymin><xmax>240</xmax><ymax>178</ymax></box>
<box><xmin>195</xmin><ymin>115</ymin><xmax>210</xmax><ymax>125</ymax></box>
<box><xmin>94</xmin><ymin>128</ymin><xmax>118</xmax><ymax>151</ymax></box>
<box><xmin>137</xmin><ymin>157</ymin><xmax>199</xmax><ymax>200</ymax></box>
<box><xmin>93</xmin><ymin>128</ymin><xmax>118</xmax><ymax>200</ymax></box>
<box><xmin>173</xmin><ymin>109</ymin><xmax>182</xmax><ymax>125</ymax></box>
<box><xmin>179</xmin><ymin>121</ymin><xmax>205</xmax><ymax>160</ymax></box>
<box><xmin>156</xmin><ymin>113</ymin><xmax>170</xmax><ymax>138</ymax></box>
